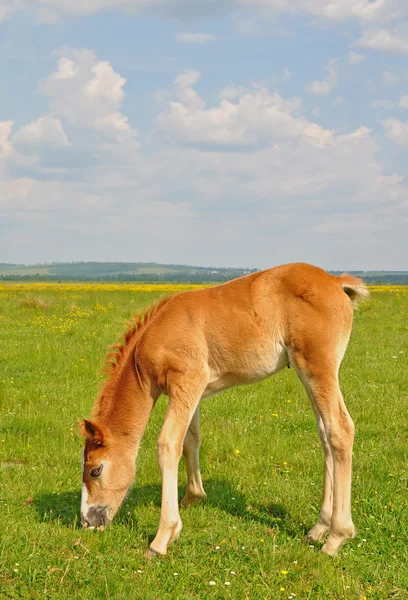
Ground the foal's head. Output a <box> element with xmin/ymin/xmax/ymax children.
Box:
<box><xmin>78</xmin><ymin>419</ymin><xmax>135</xmax><ymax>529</ymax></box>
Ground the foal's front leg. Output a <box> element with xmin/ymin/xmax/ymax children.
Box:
<box><xmin>147</xmin><ymin>392</ymin><xmax>202</xmax><ymax>557</ymax></box>
<box><xmin>181</xmin><ymin>403</ymin><xmax>206</xmax><ymax>507</ymax></box>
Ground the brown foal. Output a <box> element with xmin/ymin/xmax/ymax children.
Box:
<box><xmin>79</xmin><ymin>262</ymin><xmax>368</xmax><ymax>556</ymax></box>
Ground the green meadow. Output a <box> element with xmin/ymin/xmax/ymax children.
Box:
<box><xmin>0</xmin><ymin>284</ymin><xmax>407</xmax><ymax>600</ymax></box>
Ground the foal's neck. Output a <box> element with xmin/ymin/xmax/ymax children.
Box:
<box><xmin>95</xmin><ymin>351</ymin><xmax>156</xmax><ymax>449</ymax></box>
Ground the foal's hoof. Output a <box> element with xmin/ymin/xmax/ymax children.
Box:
<box><xmin>180</xmin><ymin>491</ymin><xmax>206</xmax><ymax>508</ymax></box>
<box><xmin>304</xmin><ymin>523</ymin><xmax>330</xmax><ymax>544</ymax></box>
<box><xmin>321</xmin><ymin>525</ymin><xmax>356</xmax><ymax>556</ymax></box>
<box><xmin>303</xmin><ymin>533</ymin><xmax>320</xmax><ymax>545</ymax></box>
<box><xmin>145</xmin><ymin>547</ymin><xmax>159</xmax><ymax>560</ymax></box>
<box><xmin>321</xmin><ymin>539</ymin><xmax>340</xmax><ymax>556</ymax></box>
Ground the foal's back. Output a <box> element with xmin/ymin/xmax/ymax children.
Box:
<box><xmin>137</xmin><ymin>263</ymin><xmax>354</xmax><ymax>395</ymax></box>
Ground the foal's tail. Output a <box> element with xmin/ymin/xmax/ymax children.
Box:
<box><xmin>338</xmin><ymin>273</ymin><xmax>370</xmax><ymax>307</ymax></box>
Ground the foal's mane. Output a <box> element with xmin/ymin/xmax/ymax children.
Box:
<box><xmin>95</xmin><ymin>296</ymin><xmax>172</xmax><ymax>415</ymax></box>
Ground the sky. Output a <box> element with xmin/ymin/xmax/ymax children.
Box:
<box><xmin>0</xmin><ymin>1</ymin><xmax>407</xmax><ymax>270</ymax></box>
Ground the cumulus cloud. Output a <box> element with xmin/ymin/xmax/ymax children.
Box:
<box><xmin>305</xmin><ymin>59</ymin><xmax>338</xmax><ymax>96</ymax></box>
<box><xmin>156</xmin><ymin>70</ymin><xmax>335</xmax><ymax>147</ymax></box>
<box><xmin>38</xmin><ymin>51</ymin><xmax>130</xmax><ymax>134</ymax></box>
<box><xmin>13</xmin><ymin>116</ymin><xmax>70</xmax><ymax>149</ymax></box>
<box><xmin>172</xmin><ymin>69</ymin><xmax>206</xmax><ymax>111</ymax></box>
<box><xmin>152</xmin><ymin>70</ymin><xmax>407</xmax><ymax>251</ymax></box>
<box><xmin>0</xmin><ymin>50</ymin><xmax>142</xmax><ymax>181</ymax></box>
<box><xmin>356</xmin><ymin>28</ymin><xmax>408</xmax><ymax>54</ymax></box>
<box><xmin>382</xmin><ymin>118</ymin><xmax>408</xmax><ymax>145</ymax></box>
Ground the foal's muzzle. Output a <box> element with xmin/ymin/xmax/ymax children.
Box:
<box><xmin>81</xmin><ymin>506</ymin><xmax>108</xmax><ymax>530</ymax></box>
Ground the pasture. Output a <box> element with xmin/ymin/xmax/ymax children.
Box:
<box><xmin>0</xmin><ymin>282</ymin><xmax>407</xmax><ymax>600</ymax></box>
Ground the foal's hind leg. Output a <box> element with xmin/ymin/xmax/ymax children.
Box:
<box><xmin>320</xmin><ymin>387</ymin><xmax>356</xmax><ymax>556</ymax></box>
<box><xmin>307</xmin><ymin>404</ymin><xmax>334</xmax><ymax>542</ymax></box>
<box><xmin>292</xmin><ymin>353</ymin><xmax>356</xmax><ymax>555</ymax></box>
<box><xmin>181</xmin><ymin>404</ymin><xmax>206</xmax><ymax>508</ymax></box>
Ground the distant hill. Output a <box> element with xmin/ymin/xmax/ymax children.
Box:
<box><xmin>0</xmin><ymin>262</ymin><xmax>407</xmax><ymax>284</ymax></box>
<box><xmin>0</xmin><ymin>261</ymin><xmax>258</xmax><ymax>283</ymax></box>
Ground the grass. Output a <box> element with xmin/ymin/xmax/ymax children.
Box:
<box><xmin>0</xmin><ymin>283</ymin><xmax>407</xmax><ymax>600</ymax></box>
<box><xmin>17</xmin><ymin>295</ymin><xmax>53</xmax><ymax>310</ymax></box>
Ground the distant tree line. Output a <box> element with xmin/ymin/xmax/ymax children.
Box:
<box><xmin>1</xmin><ymin>271</ymin><xmax>408</xmax><ymax>284</ymax></box>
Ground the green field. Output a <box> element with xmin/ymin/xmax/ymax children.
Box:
<box><xmin>0</xmin><ymin>284</ymin><xmax>407</xmax><ymax>599</ymax></box>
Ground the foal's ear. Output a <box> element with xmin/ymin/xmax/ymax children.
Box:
<box><xmin>77</xmin><ymin>419</ymin><xmax>106</xmax><ymax>446</ymax></box>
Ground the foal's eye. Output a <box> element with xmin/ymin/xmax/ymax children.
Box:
<box><xmin>89</xmin><ymin>464</ymin><xmax>103</xmax><ymax>478</ymax></box>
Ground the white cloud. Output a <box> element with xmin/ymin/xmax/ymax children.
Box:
<box><xmin>382</xmin><ymin>118</ymin><xmax>408</xmax><ymax>145</ymax></box>
<box><xmin>150</xmin><ymin>127</ymin><xmax>407</xmax><ymax>244</ymax></box>
<box><xmin>356</xmin><ymin>28</ymin><xmax>408</xmax><ymax>54</ymax></box>
<box><xmin>156</xmin><ymin>71</ymin><xmax>335</xmax><ymax>147</ymax></box>
<box><xmin>0</xmin><ymin>0</ymin><xmax>19</xmax><ymax>22</ymax></box>
<box><xmin>381</xmin><ymin>68</ymin><xmax>408</xmax><ymax>85</ymax></box>
<box><xmin>311</xmin><ymin>202</ymin><xmax>406</xmax><ymax>235</ymax></box>
<box><xmin>13</xmin><ymin>116</ymin><xmax>70</xmax><ymax>149</ymax></box>
<box><xmin>0</xmin><ymin>178</ymin><xmax>36</xmax><ymax>210</ymax></box>
<box><xmin>174</xmin><ymin>69</ymin><xmax>201</xmax><ymax>89</ymax></box>
<box><xmin>174</xmin><ymin>32</ymin><xmax>216</xmax><ymax>43</ymax></box>
<box><xmin>348</xmin><ymin>51</ymin><xmax>365</xmax><ymax>65</ymax></box>
<box><xmin>94</xmin><ymin>112</ymin><xmax>132</xmax><ymax>137</ymax></box>
<box><xmin>0</xmin><ymin>121</ymin><xmax>13</xmax><ymax>158</ymax></box>
<box><xmin>301</xmin><ymin>123</ymin><xmax>334</xmax><ymax>148</ymax></box>
<box><xmin>313</xmin><ymin>0</ymin><xmax>398</xmax><ymax>24</ymax></box>
<box><xmin>305</xmin><ymin>59</ymin><xmax>338</xmax><ymax>96</ymax></box>
<box><xmin>281</xmin><ymin>67</ymin><xmax>291</xmax><ymax>82</ymax></box>
<box><xmin>400</xmin><ymin>96</ymin><xmax>408</xmax><ymax>110</ymax></box>
<box><xmin>0</xmin><ymin>0</ymin><xmax>231</xmax><ymax>23</ymax></box>
<box><xmin>1</xmin><ymin>50</ymin><xmax>142</xmax><ymax>181</ymax></box>
<box><xmin>219</xmin><ymin>86</ymin><xmax>247</xmax><ymax>100</ymax></box>
<box><xmin>306</xmin><ymin>80</ymin><xmax>334</xmax><ymax>96</ymax></box>
<box><xmin>1</xmin><ymin>0</ymin><xmax>406</xmax><ymax>32</ymax></box>
<box><xmin>51</xmin><ymin>56</ymin><xmax>79</xmax><ymax>80</ymax></box>
<box><xmin>2</xmin><ymin>0</ymin><xmax>404</xmax><ymax>23</ymax></box>
<box><xmin>172</xmin><ymin>69</ymin><xmax>206</xmax><ymax>111</ymax></box>
<box><xmin>38</xmin><ymin>49</ymin><xmax>137</xmax><ymax>144</ymax></box>
<box><xmin>152</xmin><ymin>72</ymin><xmax>407</xmax><ymax>250</ymax></box>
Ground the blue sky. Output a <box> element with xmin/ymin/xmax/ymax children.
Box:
<box><xmin>1</xmin><ymin>1</ymin><xmax>407</xmax><ymax>270</ymax></box>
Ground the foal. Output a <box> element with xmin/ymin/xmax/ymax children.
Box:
<box><xmin>79</xmin><ymin>262</ymin><xmax>368</xmax><ymax>556</ymax></box>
